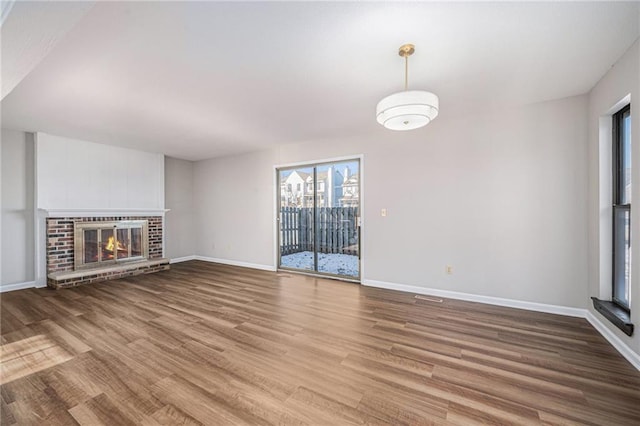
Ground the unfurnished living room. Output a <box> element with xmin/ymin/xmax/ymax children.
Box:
<box><xmin>1</xmin><ymin>1</ymin><xmax>640</xmax><ymax>425</ymax></box>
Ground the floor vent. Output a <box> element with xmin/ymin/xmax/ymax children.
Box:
<box><xmin>414</xmin><ymin>295</ymin><xmax>443</xmax><ymax>303</ymax></box>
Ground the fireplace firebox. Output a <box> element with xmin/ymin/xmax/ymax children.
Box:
<box><xmin>74</xmin><ymin>220</ymin><xmax>149</xmax><ymax>270</ymax></box>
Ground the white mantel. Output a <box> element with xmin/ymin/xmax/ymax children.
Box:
<box><xmin>39</xmin><ymin>208</ymin><xmax>170</xmax><ymax>218</ymax></box>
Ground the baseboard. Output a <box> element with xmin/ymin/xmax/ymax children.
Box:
<box><xmin>194</xmin><ymin>256</ymin><xmax>276</xmax><ymax>272</ymax></box>
<box><xmin>362</xmin><ymin>279</ymin><xmax>587</xmax><ymax>317</ymax></box>
<box><xmin>170</xmin><ymin>255</ymin><xmax>197</xmax><ymax>264</ymax></box>
<box><xmin>0</xmin><ymin>280</ymin><xmax>40</xmax><ymax>293</ymax></box>
<box><xmin>586</xmin><ymin>311</ymin><xmax>640</xmax><ymax>370</ymax></box>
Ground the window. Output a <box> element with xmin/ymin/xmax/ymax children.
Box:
<box><xmin>612</xmin><ymin>104</ymin><xmax>631</xmax><ymax>310</ymax></box>
<box><xmin>297</xmin><ymin>183</ymin><xmax>301</xmax><ymax>191</ymax></box>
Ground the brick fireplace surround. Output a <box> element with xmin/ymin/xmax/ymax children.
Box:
<box><xmin>46</xmin><ymin>216</ymin><xmax>169</xmax><ymax>288</ymax></box>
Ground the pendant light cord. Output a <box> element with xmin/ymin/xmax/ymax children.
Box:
<box><xmin>405</xmin><ymin>55</ymin><xmax>409</xmax><ymax>91</ymax></box>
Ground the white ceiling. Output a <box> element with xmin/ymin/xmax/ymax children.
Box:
<box><xmin>1</xmin><ymin>1</ymin><xmax>639</xmax><ymax>161</ymax></box>
<box><xmin>0</xmin><ymin>0</ymin><xmax>95</xmax><ymax>99</ymax></box>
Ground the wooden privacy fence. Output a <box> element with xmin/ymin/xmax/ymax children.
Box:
<box><xmin>280</xmin><ymin>207</ymin><xmax>359</xmax><ymax>255</ymax></box>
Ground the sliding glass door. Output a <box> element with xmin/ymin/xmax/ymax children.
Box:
<box><xmin>277</xmin><ymin>159</ymin><xmax>360</xmax><ymax>280</ymax></box>
<box><xmin>278</xmin><ymin>165</ymin><xmax>315</xmax><ymax>272</ymax></box>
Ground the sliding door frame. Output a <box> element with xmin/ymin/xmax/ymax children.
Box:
<box><xmin>273</xmin><ymin>155</ymin><xmax>364</xmax><ymax>283</ymax></box>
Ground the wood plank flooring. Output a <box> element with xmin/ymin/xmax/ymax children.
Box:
<box><xmin>1</xmin><ymin>260</ymin><xmax>639</xmax><ymax>425</ymax></box>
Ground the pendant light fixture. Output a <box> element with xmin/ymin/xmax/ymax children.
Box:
<box><xmin>376</xmin><ymin>44</ymin><xmax>439</xmax><ymax>131</ymax></box>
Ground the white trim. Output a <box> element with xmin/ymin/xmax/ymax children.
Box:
<box><xmin>32</xmin><ymin>132</ymin><xmax>40</xmax><ymax>293</ymax></box>
<box><xmin>359</xmin><ymin>155</ymin><xmax>365</xmax><ymax>281</ymax></box>
<box><xmin>586</xmin><ymin>311</ymin><xmax>640</xmax><ymax>371</ymax></box>
<box><xmin>195</xmin><ymin>256</ymin><xmax>276</xmax><ymax>272</ymax></box>
<box><xmin>604</xmin><ymin>93</ymin><xmax>631</xmax><ymax>116</ymax></box>
<box><xmin>170</xmin><ymin>255</ymin><xmax>196</xmax><ymax>264</ymax></box>
<box><xmin>362</xmin><ymin>279</ymin><xmax>587</xmax><ymax>317</ymax></box>
<box><xmin>0</xmin><ymin>281</ymin><xmax>42</xmax><ymax>293</ymax></box>
<box><xmin>157</xmin><ymin>154</ymin><xmax>165</xmax><ymax>212</ymax></box>
<box><xmin>35</xmin><ymin>208</ymin><xmax>47</xmax><ymax>287</ymax></box>
<box><xmin>273</xmin><ymin>154</ymin><xmax>365</xmax><ymax>170</ymax></box>
<box><xmin>39</xmin><ymin>208</ymin><xmax>170</xmax><ymax>218</ymax></box>
<box><xmin>598</xmin><ymin>114</ymin><xmax>614</xmax><ymax>300</ymax></box>
<box><xmin>34</xmin><ymin>134</ymin><xmax>47</xmax><ymax>288</ymax></box>
<box><xmin>272</xmin><ymin>167</ymin><xmax>279</xmax><ymax>270</ymax></box>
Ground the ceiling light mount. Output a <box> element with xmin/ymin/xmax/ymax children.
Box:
<box><xmin>376</xmin><ymin>43</ymin><xmax>439</xmax><ymax>131</ymax></box>
<box><xmin>398</xmin><ymin>43</ymin><xmax>415</xmax><ymax>57</ymax></box>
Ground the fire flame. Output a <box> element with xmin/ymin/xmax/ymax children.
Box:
<box><xmin>105</xmin><ymin>236</ymin><xmax>126</xmax><ymax>252</ymax></box>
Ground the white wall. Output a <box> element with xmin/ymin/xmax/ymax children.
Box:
<box><xmin>193</xmin><ymin>94</ymin><xmax>589</xmax><ymax>308</ymax></box>
<box><xmin>194</xmin><ymin>149</ymin><xmax>277</xmax><ymax>267</ymax></box>
<box><xmin>1</xmin><ymin>129</ymin><xmax>35</xmax><ymax>287</ymax></box>
<box><xmin>36</xmin><ymin>132</ymin><xmax>164</xmax><ymax>210</ymax></box>
<box><xmin>165</xmin><ymin>157</ymin><xmax>195</xmax><ymax>260</ymax></box>
<box><xmin>588</xmin><ymin>40</ymin><xmax>640</xmax><ymax>356</ymax></box>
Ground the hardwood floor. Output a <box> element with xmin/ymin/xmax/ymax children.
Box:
<box><xmin>1</xmin><ymin>260</ymin><xmax>639</xmax><ymax>425</ymax></box>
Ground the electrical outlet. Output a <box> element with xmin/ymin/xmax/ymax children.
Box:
<box><xmin>446</xmin><ymin>265</ymin><xmax>453</xmax><ymax>275</ymax></box>
<box><xmin>381</xmin><ymin>208</ymin><xmax>387</xmax><ymax>217</ymax></box>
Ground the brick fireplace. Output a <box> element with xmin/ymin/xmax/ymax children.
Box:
<box><xmin>45</xmin><ymin>215</ymin><xmax>169</xmax><ymax>289</ymax></box>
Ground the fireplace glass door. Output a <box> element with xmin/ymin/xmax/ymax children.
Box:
<box><xmin>101</xmin><ymin>229</ymin><xmax>115</xmax><ymax>261</ymax></box>
<box><xmin>131</xmin><ymin>227</ymin><xmax>143</xmax><ymax>257</ymax></box>
<box><xmin>84</xmin><ymin>229</ymin><xmax>99</xmax><ymax>264</ymax></box>
<box><xmin>75</xmin><ymin>220</ymin><xmax>149</xmax><ymax>269</ymax></box>
<box><xmin>116</xmin><ymin>228</ymin><xmax>130</xmax><ymax>259</ymax></box>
